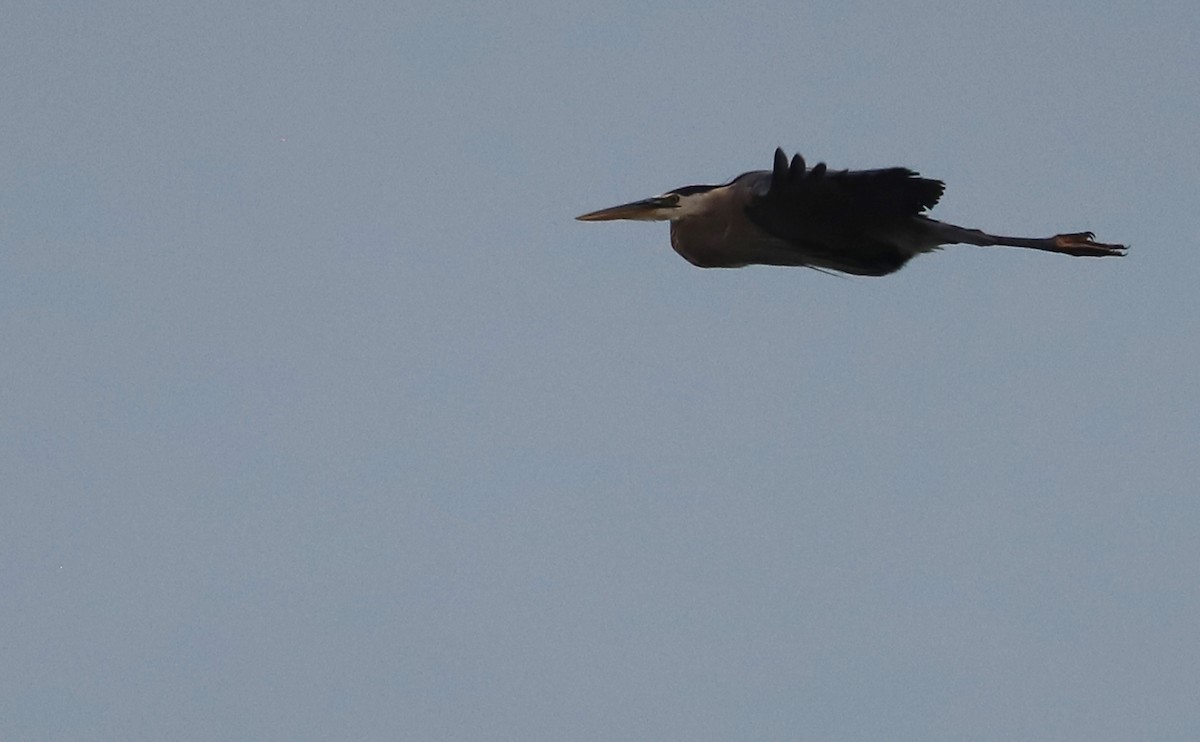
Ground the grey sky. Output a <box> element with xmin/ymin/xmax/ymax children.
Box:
<box><xmin>3</xmin><ymin>2</ymin><xmax>1198</xmax><ymax>740</ymax></box>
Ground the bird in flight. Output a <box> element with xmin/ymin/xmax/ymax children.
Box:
<box><xmin>577</xmin><ymin>148</ymin><xmax>1125</xmax><ymax>276</ymax></box>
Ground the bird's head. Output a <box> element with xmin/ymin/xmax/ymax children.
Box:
<box><xmin>576</xmin><ymin>184</ymin><xmax>719</xmax><ymax>223</ymax></box>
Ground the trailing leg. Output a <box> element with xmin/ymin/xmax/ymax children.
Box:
<box><xmin>923</xmin><ymin>219</ymin><xmax>1126</xmax><ymax>258</ymax></box>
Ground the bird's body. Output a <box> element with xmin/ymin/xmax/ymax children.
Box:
<box><xmin>577</xmin><ymin>149</ymin><xmax>1125</xmax><ymax>275</ymax></box>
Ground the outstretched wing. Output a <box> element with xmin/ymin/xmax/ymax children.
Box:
<box><xmin>741</xmin><ymin>148</ymin><xmax>946</xmax><ymax>276</ymax></box>
<box><xmin>746</xmin><ymin>148</ymin><xmax>945</xmax><ymax>236</ymax></box>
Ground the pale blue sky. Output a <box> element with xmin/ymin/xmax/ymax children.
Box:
<box><xmin>3</xmin><ymin>2</ymin><xmax>1198</xmax><ymax>740</ymax></box>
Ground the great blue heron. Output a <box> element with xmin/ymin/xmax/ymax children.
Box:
<box><xmin>577</xmin><ymin>148</ymin><xmax>1125</xmax><ymax>276</ymax></box>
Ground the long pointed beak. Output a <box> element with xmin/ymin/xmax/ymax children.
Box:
<box><xmin>576</xmin><ymin>196</ymin><xmax>675</xmax><ymax>222</ymax></box>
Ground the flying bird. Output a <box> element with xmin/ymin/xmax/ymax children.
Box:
<box><xmin>577</xmin><ymin>148</ymin><xmax>1125</xmax><ymax>276</ymax></box>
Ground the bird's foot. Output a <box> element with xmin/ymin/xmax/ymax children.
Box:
<box><xmin>1052</xmin><ymin>232</ymin><xmax>1127</xmax><ymax>257</ymax></box>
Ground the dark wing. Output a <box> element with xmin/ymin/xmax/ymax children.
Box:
<box><xmin>742</xmin><ymin>148</ymin><xmax>947</xmax><ymax>276</ymax></box>
<box><xmin>748</xmin><ymin>148</ymin><xmax>944</xmax><ymax>226</ymax></box>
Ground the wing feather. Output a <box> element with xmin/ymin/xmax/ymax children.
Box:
<box><xmin>746</xmin><ymin>148</ymin><xmax>945</xmax><ymax>237</ymax></box>
<box><xmin>742</xmin><ymin>148</ymin><xmax>944</xmax><ymax>276</ymax></box>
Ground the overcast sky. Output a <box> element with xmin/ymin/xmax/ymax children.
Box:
<box><xmin>3</xmin><ymin>2</ymin><xmax>1198</xmax><ymax>740</ymax></box>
